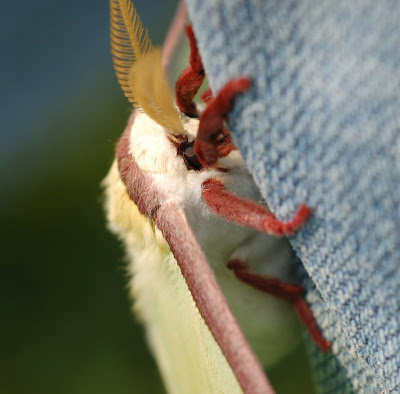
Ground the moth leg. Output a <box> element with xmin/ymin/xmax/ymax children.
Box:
<box><xmin>194</xmin><ymin>78</ymin><xmax>251</xmax><ymax>166</ymax></box>
<box><xmin>174</xmin><ymin>25</ymin><xmax>250</xmax><ymax>165</ymax></box>
<box><xmin>227</xmin><ymin>259</ymin><xmax>331</xmax><ymax>353</ymax></box>
<box><xmin>202</xmin><ymin>178</ymin><xmax>311</xmax><ymax>236</ymax></box>
<box><xmin>175</xmin><ymin>25</ymin><xmax>205</xmax><ymax>117</ymax></box>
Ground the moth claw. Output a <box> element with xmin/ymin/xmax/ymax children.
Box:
<box><xmin>260</xmin><ymin>205</ymin><xmax>312</xmax><ymax>236</ymax></box>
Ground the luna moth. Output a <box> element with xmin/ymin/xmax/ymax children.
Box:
<box><xmin>103</xmin><ymin>1</ymin><xmax>330</xmax><ymax>393</ymax></box>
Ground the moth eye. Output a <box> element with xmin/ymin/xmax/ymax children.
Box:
<box><xmin>178</xmin><ymin>141</ymin><xmax>203</xmax><ymax>171</ymax></box>
<box><xmin>216</xmin><ymin>133</ymin><xmax>226</xmax><ymax>142</ymax></box>
<box><xmin>184</xmin><ymin>144</ymin><xmax>195</xmax><ymax>157</ymax></box>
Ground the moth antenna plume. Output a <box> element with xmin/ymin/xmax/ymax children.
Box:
<box><xmin>110</xmin><ymin>0</ymin><xmax>152</xmax><ymax>105</ymax></box>
<box><xmin>129</xmin><ymin>48</ymin><xmax>184</xmax><ymax>135</ymax></box>
<box><xmin>110</xmin><ymin>0</ymin><xmax>184</xmax><ymax>136</ymax></box>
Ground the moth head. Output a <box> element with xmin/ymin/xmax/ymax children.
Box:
<box><xmin>125</xmin><ymin>107</ymin><xmax>197</xmax><ymax>175</ymax></box>
<box><xmin>128</xmin><ymin>109</ymin><xmax>245</xmax><ymax>178</ymax></box>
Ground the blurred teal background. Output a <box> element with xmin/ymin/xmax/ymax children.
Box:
<box><xmin>0</xmin><ymin>1</ymin><xmax>315</xmax><ymax>393</ymax></box>
<box><xmin>0</xmin><ymin>1</ymin><xmax>178</xmax><ymax>393</ymax></box>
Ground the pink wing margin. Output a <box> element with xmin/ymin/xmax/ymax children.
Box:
<box><xmin>115</xmin><ymin>2</ymin><xmax>275</xmax><ymax>393</ymax></box>
<box><xmin>162</xmin><ymin>0</ymin><xmax>188</xmax><ymax>67</ymax></box>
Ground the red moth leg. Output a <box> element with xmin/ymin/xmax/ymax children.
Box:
<box><xmin>227</xmin><ymin>259</ymin><xmax>331</xmax><ymax>353</ymax></box>
<box><xmin>174</xmin><ymin>25</ymin><xmax>250</xmax><ymax>165</ymax></box>
<box><xmin>195</xmin><ymin>78</ymin><xmax>251</xmax><ymax>167</ymax></box>
<box><xmin>175</xmin><ymin>25</ymin><xmax>205</xmax><ymax>117</ymax></box>
<box><xmin>202</xmin><ymin>178</ymin><xmax>312</xmax><ymax>236</ymax></box>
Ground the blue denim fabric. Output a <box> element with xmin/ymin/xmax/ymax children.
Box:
<box><xmin>186</xmin><ymin>0</ymin><xmax>400</xmax><ymax>392</ymax></box>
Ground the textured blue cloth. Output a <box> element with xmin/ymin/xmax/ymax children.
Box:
<box><xmin>186</xmin><ymin>0</ymin><xmax>400</xmax><ymax>392</ymax></box>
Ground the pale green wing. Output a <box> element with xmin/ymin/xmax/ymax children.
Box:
<box><xmin>103</xmin><ymin>162</ymin><xmax>242</xmax><ymax>394</ymax></box>
<box><xmin>132</xmin><ymin>249</ymin><xmax>242</xmax><ymax>394</ymax></box>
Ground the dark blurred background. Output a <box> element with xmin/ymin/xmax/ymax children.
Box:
<box><xmin>0</xmin><ymin>1</ymin><xmax>177</xmax><ymax>393</ymax></box>
<box><xmin>0</xmin><ymin>1</ymin><xmax>314</xmax><ymax>393</ymax></box>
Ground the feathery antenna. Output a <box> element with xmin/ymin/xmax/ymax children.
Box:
<box><xmin>110</xmin><ymin>0</ymin><xmax>184</xmax><ymax>135</ymax></box>
<box><xmin>110</xmin><ymin>0</ymin><xmax>152</xmax><ymax>105</ymax></box>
